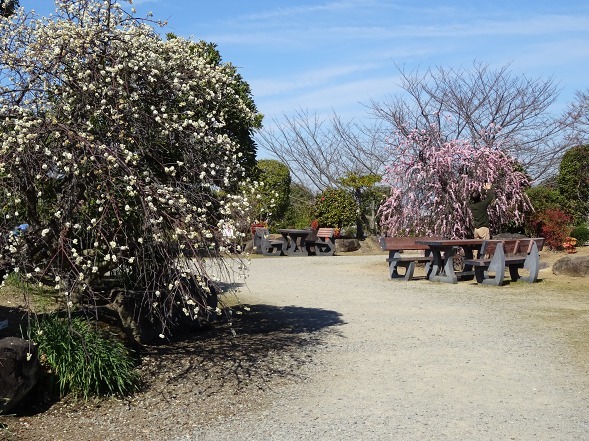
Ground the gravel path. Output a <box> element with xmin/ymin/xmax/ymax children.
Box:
<box><xmin>188</xmin><ymin>254</ymin><xmax>589</xmax><ymax>441</ymax></box>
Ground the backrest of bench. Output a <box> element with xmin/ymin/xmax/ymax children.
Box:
<box><xmin>502</xmin><ymin>239</ymin><xmax>520</xmax><ymax>256</ymax></box>
<box><xmin>317</xmin><ymin>228</ymin><xmax>335</xmax><ymax>239</ymax></box>
<box><xmin>531</xmin><ymin>237</ymin><xmax>545</xmax><ymax>251</ymax></box>
<box><xmin>482</xmin><ymin>237</ymin><xmax>544</xmax><ymax>257</ymax></box>
<box><xmin>378</xmin><ymin>235</ymin><xmax>444</xmax><ymax>251</ymax></box>
<box><xmin>254</xmin><ymin>227</ymin><xmax>270</xmax><ymax>239</ymax></box>
<box><xmin>480</xmin><ymin>240</ymin><xmax>501</xmax><ymax>256</ymax></box>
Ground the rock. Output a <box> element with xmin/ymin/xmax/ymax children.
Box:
<box><xmin>493</xmin><ymin>233</ymin><xmax>528</xmax><ymax>239</ymax></box>
<box><xmin>552</xmin><ymin>255</ymin><xmax>589</xmax><ymax>277</ymax></box>
<box><xmin>0</xmin><ymin>337</ymin><xmax>39</xmax><ymax>414</ymax></box>
<box><xmin>336</xmin><ymin>238</ymin><xmax>360</xmax><ymax>253</ymax></box>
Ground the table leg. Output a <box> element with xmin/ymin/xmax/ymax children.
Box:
<box><xmin>284</xmin><ymin>234</ymin><xmax>309</xmax><ymax>256</ymax></box>
<box><xmin>428</xmin><ymin>247</ymin><xmax>458</xmax><ymax>284</ymax></box>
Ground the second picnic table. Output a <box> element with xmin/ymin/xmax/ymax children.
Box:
<box><xmin>277</xmin><ymin>228</ymin><xmax>313</xmax><ymax>256</ymax></box>
<box><xmin>415</xmin><ymin>238</ymin><xmax>485</xmax><ymax>284</ymax></box>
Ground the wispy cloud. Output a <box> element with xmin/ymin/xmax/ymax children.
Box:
<box><xmin>229</xmin><ymin>0</ymin><xmax>375</xmax><ymax>22</ymax></box>
<box><xmin>130</xmin><ymin>0</ymin><xmax>161</xmax><ymax>5</ymax></box>
<box><xmin>251</xmin><ymin>62</ymin><xmax>382</xmax><ymax>97</ymax></box>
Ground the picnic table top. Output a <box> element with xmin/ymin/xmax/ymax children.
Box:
<box><xmin>278</xmin><ymin>228</ymin><xmax>313</xmax><ymax>234</ymax></box>
<box><xmin>415</xmin><ymin>238</ymin><xmax>486</xmax><ymax>247</ymax></box>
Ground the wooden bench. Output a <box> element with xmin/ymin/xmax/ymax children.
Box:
<box><xmin>463</xmin><ymin>238</ymin><xmax>545</xmax><ymax>285</ymax></box>
<box><xmin>255</xmin><ymin>228</ymin><xmax>286</xmax><ymax>256</ymax></box>
<box><xmin>305</xmin><ymin>228</ymin><xmax>336</xmax><ymax>256</ymax></box>
<box><xmin>378</xmin><ymin>236</ymin><xmax>444</xmax><ymax>281</ymax></box>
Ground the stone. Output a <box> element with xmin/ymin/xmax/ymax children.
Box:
<box><xmin>0</xmin><ymin>337</ymin><xmax>39</xmax><ymax>414</ymax></box>
<box><xmin>493</xmin><ymin>233</ymin><xmax>528</xmax><ymax>239</ymax></box>
<box><xmin>336</xmin><ymin>238</ymin><xmax>360</xmax><ymax>253</ymax></box>
<box><xmin>552</xmin><ymin>255</ymin><xmax>589</xmax><ymax>277</ymax></box>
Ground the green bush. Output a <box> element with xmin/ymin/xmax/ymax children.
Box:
<box><xmin>256</xmin><ymin>159</ymin><xmax>291</xmax><ymax>220</ymax></box>
<box><xmin>313</xmin><ymin>188</ymin><xmax>358</xmax><ymax>229</ymax></box>
<box><xmin>32</xmin><ymin>316</ymin><xmax>139</xmax><ymax>399</ymax></box>
<box><xmin>275</xmin><ymin>182</ymin><xmax>315</xmax><ymax>229</ymax></box>
<box><xmin>557</xmin><ymin>144</ymin><xmax>589</xmax><ymax>225</ymax></box>
<box><xmin>524</xmin><ymin>184</ymin><xmax>568</xmax><ymax>236</ymax></box>
<box><xmin>571</xmin><ymin>224</ymin><xmax>589</xmax><ymax>245</ymax></box>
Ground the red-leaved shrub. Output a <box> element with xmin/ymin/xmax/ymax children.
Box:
<box><xmin>533</xmin><ymin>209</ymin><xmax>571</xmax><ymax>250</ymax></box>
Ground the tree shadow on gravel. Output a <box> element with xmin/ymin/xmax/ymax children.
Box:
<box><xmin>139</xmin><ymin>304</ymin><xmax>345</xmax><ymax>398</ymax></box>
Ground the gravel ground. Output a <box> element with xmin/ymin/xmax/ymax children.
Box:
<box><xmin>2</xmin><ymin>248</ymin><xmax>589</xmax><ymax>440</ymax></box>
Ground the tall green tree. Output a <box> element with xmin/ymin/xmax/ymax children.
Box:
<box><xmin>167</xmin><ymin>34</ymin><xmax>261</xmax><ymax>177</ymax></box>
<box><xmin>339</xmin><ymin>172</ymin><xmax>381</xmax><ymax>238</ymax></box>
<box><xmin>255</xmin><ymin>159</ymin><xmax>291</xmax><ymax>221</ymax></box>
<box><xmin>557</xmin><ymin>144</ymin><xmax>589</xmax><ymax>224</ymax></box>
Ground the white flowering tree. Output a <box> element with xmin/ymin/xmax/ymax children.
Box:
<box><xmin>0</xmin><ymin>0</ymin><xmax>261</xmax><ymax>341</ymax></box>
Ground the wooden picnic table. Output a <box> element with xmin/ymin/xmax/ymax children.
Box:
<box><xmin>278</xmin><ymin>229</ymin><xmax>313</xmax><ymax>256</ymax></box>
<box><xmin>415</xmin><ymin>238</ymin><xmax>485</xmax><ymax>284</ymax></box>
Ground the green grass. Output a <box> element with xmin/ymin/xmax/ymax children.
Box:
<box><xmin>32</xmin><ymin>315</ymin><xmax>140</xmax><ymax>400</ymax></box>
<box><xmin>2</xmin><ymin>273</ymin><xmax>59</xmax><ymax>312</ymax></box>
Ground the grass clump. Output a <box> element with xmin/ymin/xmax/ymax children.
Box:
<box><xmin>32</xmin><ymin>315</ymin><xmax>139</xmax><ymax>400</ymax></box>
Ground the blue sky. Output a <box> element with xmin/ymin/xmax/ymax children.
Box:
<box><xmin>27</xmin><ymin>1</ymin><xmax>589</xmax><ymax>156</ymax></box>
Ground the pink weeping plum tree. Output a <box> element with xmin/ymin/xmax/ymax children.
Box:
<box><xmin>378</xmin><ymin>128</ymin><xmax>533</xmax><ymax>239</ymax></box>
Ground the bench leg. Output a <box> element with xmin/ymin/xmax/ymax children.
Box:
<box><xmin>518</xmin><ymin>242</ymin><xmax>540</xmax><ymax>282</ymax></box>
<box><xmin>474</xmin><ymin>267</ymin><xmax>487</xmax><ymax>284</ymax></box>
<box><xmin>388</xmin><ymin>259</ymin><xmax>415</xmax><ymax>281</ymax></box>
<box><xmin>315</xmin><ymin>239</ymin><xmax>335</xmax><ymax>256</ymax></box>
<box><xmin>508</xmin><ymin>264</ymin><xmax>522</xmax><ymax>282</ymax></box>
<box><xmin>404</xmin><ymin>261</ymin><xmax>416</xmax><ymax>281</ymax></box>
<box><xmin>481</xmin><ymin>244</ymin><xmax>505</xmax><ymax>286</ymax></box>
<box><xmin>261</xmin><ymin>238</ymin><xmax>285</xmax><ymax>256</ymax></box>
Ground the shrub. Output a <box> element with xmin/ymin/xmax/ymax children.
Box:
<box><xmin>313</xmin><ymin>188</ymin><xmax>358</xmax><ymax>229</ymax></box>
<box><xmin>557</xmin><ymin>145</ymin><xmax>589</xmax><ymax>225</ymax></box>
<box><xmin>32</xmin><ymin>316</ymin><xmax>139</xmax><ymax>399</ymax></box>
<box><xmin>524</xmin><ymin>184</ymin><xmax>568</xmax><ymax>236</ymax></box>
<box><xmin>276</xmin><ymin>183</ymin><xmax>315</xmax><ymax>230</ymax></box>
<box><xmin>571</xmin><ymin>224</ymin><xmax>589</xmax><ymax>245</ymax></box>
<box><xmin>534</xmin><ymin>209</ymin><xmax>572</xmax><ymax>250</ymax></box>
<box><xmin>256</xmin><ymin>159</ymin><xmax>291</xmax><ymax>220</ymax></box>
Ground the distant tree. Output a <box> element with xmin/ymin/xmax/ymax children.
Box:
<box><xmin>378</xmin><ymin>128</ymin><xmax>532</xmax><ymax>239</ymax></box>
<box><xmin>557</xmin><ymin>144</ymin><xmax>589</xmax><ymax>224</ymax></box>
<box><xmin>256</xmin><ymin>159</ymin><xmax>291</xmax><ymax>221</ymax></box>
<box><xmin>258</xmin><ymin>109</ymin><xmax>387</xmax><ymax>192</ymax></box>
<box><xmin>563</xmin><ymin>90</ymin><xmax>589</xmax><ymax>147</ymax></box>
<box><xmin>338</xmin><ymin>172</ymin><xmax>382</xmax><ymax>238</ymax></box>
<box><xmin>257</xmin><ymin>110</ymin><xmax>387</xmax><ymax>237</ymax></box>
<box><xmin>279</xmin><ymin>182</ymin><xmax>315</xmax><ymax>229</ymax></box>
<box><xmin>370</xmin><ymin>61</ymin><xmax>564</xmax><ymax>182</ymax></box>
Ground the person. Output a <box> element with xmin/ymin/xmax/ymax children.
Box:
<box><xmin>468</xmin><ymin>182</ymin><xmax>495</xmax><ymax>240</ymax></box>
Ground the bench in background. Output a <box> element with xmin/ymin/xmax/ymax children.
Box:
<box><xmin>305</xmin><ymin>228</ymin><xmax>336</xmax><ymax>256</ymax></box>
<box><xmin>254</xmin><ymin>228</ymin><xmax>286</xmax><ymax>256</ymax></box>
